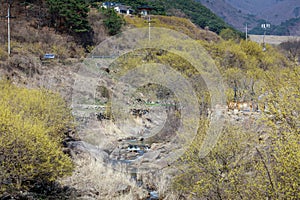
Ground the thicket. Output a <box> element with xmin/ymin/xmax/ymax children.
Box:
<box><xmin>46</xmin><ymin>0</ymin><xmax>93</xmax><ymax>46</ymax></box>
<box><xmin>0</xmin><ymin>81</ymin><xmax>74</xmax><ymax>193</ymax></box>
<box><xmin>172</xmin><ymin>39</ymin><xmax>300</xmax><ymax>199</ymax></box>
<box><xmin>173</xmin><ymin>66</ymin><xmax>300</xmax><ymax>199</ymax></box>
<box><xmin>0</xmin><ymin>0</ymin><xmax>94</xmax><ymax>51</ymax></box>
<box><xmin>279</xmin><ymin>39</ymin><xmax>300</xmax><ymax>65</ymax></box>
<box><xmin>198</xmin><ymin>39</ymin><xmax>289</xmax><ymax>101</ymax></box>
<box><xmin>47</xmin><ymin>0</ymin><xmax>90</xmax><ymax>33</ymax></box>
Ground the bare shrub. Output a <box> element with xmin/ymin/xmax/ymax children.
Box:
<box><xmin>88</xmin><ymin>8</ymin><xmax>108</xmax><ymax>45</ymax></box>
<box><xmin>61</xmin><ymin>155</ymin><xmax>148</xmax><ymax>200</ymax></box>
<box><xmin>136</xmin><ymin>169</ymin><xmax>182</xmax><ymax>200</ymax></box>
<box><xmin>279</xmin><ymin>38</ymin><xmax>300</xmax><ymax>63</ymax></box>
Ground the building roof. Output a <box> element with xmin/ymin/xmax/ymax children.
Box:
<box><xmin>137</xmin><ymin>5</ymin><xmax>153</xmax><ymax>10</ymax></box>
<box><xmin>102</xmin><ymin>2</ymin><xmax>116</xmax><ymax>6</ymax></box>
<box><xmin>115</xmin><ymin>5</ymin><xmax>132</xmax><ymax>10</ymax></box>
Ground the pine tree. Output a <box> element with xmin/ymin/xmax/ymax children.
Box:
<box><xmin>47</xmin><ymin>0</ymin><xmax>92</xmax><ymax>38</ymax></box>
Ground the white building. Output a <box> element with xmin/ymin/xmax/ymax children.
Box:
<box><xmin>114</xmin><ymin>5</ymin><xmax>134</xmax><ymax>15</ymax></box>
<box><xmin>101</xmin><ymin>2</ymin><xmax>116</xmax><ymax>9</ymax></box>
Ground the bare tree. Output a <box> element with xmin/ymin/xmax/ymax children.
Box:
<box><xmin>279</xmin><ymin>39</ymin><xmax>300</xmax><ymax>64</ymax></box>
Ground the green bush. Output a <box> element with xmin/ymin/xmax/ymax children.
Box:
<box><xmin>101</xmin><ymin>8</ymin><xmax>125</xmax><ymax>35</ymax></box>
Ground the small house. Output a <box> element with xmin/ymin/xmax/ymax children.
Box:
<box><xmin>137</xmin><ymin>5</ymin><xmax>152</xmax><ymax>16</ymax></box>
<box><xmin>114</xmin><ymin>4</ymin><xmax>134</xmax><ymax>15</ymax></box>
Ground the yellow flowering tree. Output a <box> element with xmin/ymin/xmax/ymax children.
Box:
<box><xmin>0</xmin><ymin>81</ymin><xmax>74</xmax><ymax>192</ymax></box>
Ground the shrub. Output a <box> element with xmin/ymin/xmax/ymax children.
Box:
<box><xmin>0</xmin><ymin>81</ymin><xmax>74</xmax><ymax>193</ymax></box>
<box><xmin>101</xmin><ymin>8</ymin><xmax>124</xmax><ymax>36</ymax></box>
<box><xmin>220</xmin><ymin>28</ymin><xmax>241</xmax><ymax>41</ymax></box>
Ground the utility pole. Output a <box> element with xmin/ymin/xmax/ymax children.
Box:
<box><xmin>148</xmin><ymin>15</ymin><xmax>151</xmax><ymax>42</ymax></box>
<box><xmin>7</xmin><ymin>2</ymin><xmax>11</xmax><ymax>56</ymax></box>
<box><xmin>144</xmin><ymin>15</ymin><xmax>154</xmax><ymax>42</ymax></box>
<box><xmin>1</xmin><ymin>0</ymin><xmax>14</xmax><ymax>56</ymax></box>
<box><xmin>261</xmin><ymin>23</ymin><xmax>270</xmax><ymax>51</ymax></box>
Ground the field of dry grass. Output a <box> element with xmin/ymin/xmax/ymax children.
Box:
<box><xmin>124</xmin><ymin>15</ymin><xmax>220</xmax><ymax>42</ymax></box>
<box><xmin>249</xmin><ymin>34</ymin><xmax>300</xmax><ymax>45</ymax></box>
<box><xmin>60</xmin><ymin>149</ymin><xmax>180</xmax><ymax>200</ymax></box>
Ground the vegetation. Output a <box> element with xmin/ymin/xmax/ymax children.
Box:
<box><xmin>279</xmin><ymin>39</ymin><xmax>300</xmax><ymax>64</ymax></box>
<box><xmin>92</xmin><ymin>28</ymin><xmax>299</xmax><ymax>199</ymax></box>
<box><xmin>172</xmin><ymin>38</ymin><xmax>300</xmax><ymax>200</ymax></box>
<box><xmin>47</xmin><ymin>0</ymin><xmax>90</xmax><ymax>33</ymax></box>
<box><xmin>219</xmin><ymin>28</ymin><xmax>242</xmax><ymax>41</ymax></box>
<box><xmin>100</xmin><ymin>8</ymin><xmax>125</xmax><ymax>36</ymax></box>
<box><xmin>117</xmin><ymin>0</ymin><xmax>243</xmax><ymax>37</ymax></box>
<box><xmin>0</xmin><ymin>1</ymin><xmax>299</xmax><ymax>199</ymax></box>
<box><xmin>0</xmin><ymin>81</ymin><xmax>74</xmax><ymax>193</ymax></box>
<box><xmin>197</xmin><ymin>39</ymin><xmax>289</xmax><ymax>102</ymax></box>
<box><xmin>46</xmin><ymin>0</ymin><xmax>93</xmax><ymax>46</ymax></box>
<box><xmin>124</xmin><ymin>15</ymin><xmax>219</xmax><ymax>41</ymax></box>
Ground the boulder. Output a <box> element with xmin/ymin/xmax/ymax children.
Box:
<box><xmin>140</xmin><ymin>151</ymin><xmax>160</xmax><ymax>163</ymax></box>
<box><xmin>68</xmin><ymin>141</ymin><xmax>108</xmax><ymax>162</ymax></box>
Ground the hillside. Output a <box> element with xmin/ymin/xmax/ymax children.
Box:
<box><xmin>124</xmin><ymin>15</ymin><xmax>219</xmax><ymax>41</ymax></box>
<box><xmin>0</xmin><ymin>1</ymin><xmax>299</xmax><ymax>200</ymax></box>
<box><xmin>197</xmin><ymin>0</ymin><xmax>259</xmax><ymax>31</ymax></box>
<box><xmin>117</xmin><ymin>0</ymin><xmax>243</xmax><ymax>36</ymax></box>
<box><xmin>197</xmin><ymin>0</ymin><xmax>300</xmax><ymax>35</ymax></box>
<box><xmin>225</xmin><ymin>0</ymin><xmax>300</xmax><ymax>25</ymax></box>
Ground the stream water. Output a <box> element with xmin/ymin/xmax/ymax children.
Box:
<box><xmin>108</xmin><ymin>138</ymin><xmax>159</xmax><ymax>199</ymax></box>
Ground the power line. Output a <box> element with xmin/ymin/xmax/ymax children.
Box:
<box><xmin>261</xmin><ymin>23</ymin><xmax>271</xmax><ymax>51</ymax></box>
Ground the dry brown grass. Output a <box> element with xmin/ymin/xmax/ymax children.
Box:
<box><xmin>65</xmin><ymin>116</ymin><xmax>183</xmax><ymax>200</ymax></box>
<box><xmin>61</xmin><ymin>154</ymin><xmax>183</xmax><ymax>200</ymax></box>
<box><xmin>124</xmin><ymin>15</ymin><xmax>220</xmax><ymax>42</ymax></box>
<box><xmin>0</xmin><ymin>6</ymin><xmax>86</xmax><ymax>61</ymax></box>
<box><xmin>137</xmin><ymin>169</ymin><xmax>182</xmax><ymax>200</ymax></box>
<box><xmin>60</xmin><ymin>154</ymin><xmax>148</xmax><ymax>200</ymax></box>
<box><xmin>88</xmin><ymin>8</ymin><xmax>108</xmax><ymax>45</ymax></box>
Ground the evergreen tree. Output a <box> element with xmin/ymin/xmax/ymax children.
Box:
<box><xmin>101</xmin><ymin>8</ymin><xmax>124</xmax><ymax>36</ymax></box>
<box><xmin>47</xmin><ymin>0</ymin><xmax>93</xmax><ymax>46</ymax></box>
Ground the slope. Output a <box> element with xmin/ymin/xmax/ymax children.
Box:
<box><xmin>225</xmin><ymin>0</ymin><xmax>300</xmax><ymax>25</ymax></box>
<box><xmin>116</xmin><ymin>0</ymin><xmax>243</xmax><ymax>36</ymax></box>
<box><xmin>197</xmin><ymin>0</ymin><xmax>260</xmax><ymax>32</ymax></box>
<box><xmin>198</xmin><ymin>0</ymin><xmax>300</xmax><ymax>35</ymax></box>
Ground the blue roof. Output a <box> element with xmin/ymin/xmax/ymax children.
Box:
<box><xmin>103</xmin><ymin>2</ymin><xmax>116</xmax><ymax>6</ymax></box>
